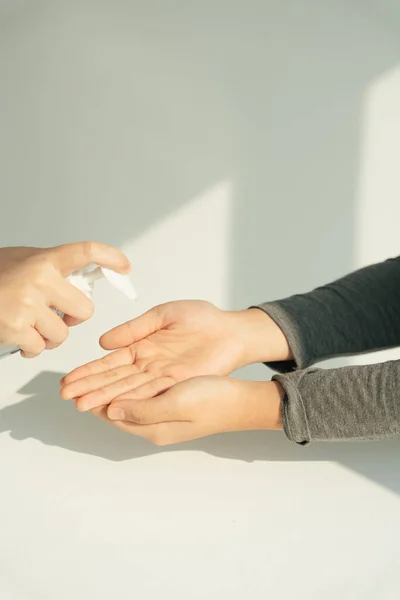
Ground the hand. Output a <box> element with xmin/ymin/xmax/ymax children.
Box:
<box><xmin>0</xmin><ymin>242</ymin><xmax>130</xmax><ymax>358</ymax></box>
<box><xmin>61</xmin><ymin>300</ymin><xmax>291</xmax><ymax>410</ymax></box>
<box><xmin>91</xmin><ymin>376</ymin><xmax>284</xmax><ymax>445</ymax></box>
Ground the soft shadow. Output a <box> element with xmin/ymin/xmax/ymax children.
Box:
<box><xmin>0</xmin><ymin>1</ymin><xmax>399</xmax><ymax>495</ymax></box>
<box><xmin>1</xmin><ymin>371</ymin><xmax>399</xmax><ymax>495</ymax></box>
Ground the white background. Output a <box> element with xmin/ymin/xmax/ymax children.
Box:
<box><xmin>1</xmin><ymin>1</ymin><xmax>400</xmax><ymax>598</ymax></box>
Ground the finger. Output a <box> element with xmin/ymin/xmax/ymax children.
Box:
<box><xmin>61</xmin><ymin>363</ymin><xmax>140</xmax><ymax>400</ymax></box>
<box><xmin>61</xmin><ymin>347</ymin><xmax>133</xmax><ymax>387</ymax></box>
<box><xmin>62</xmin><ymin>315</ymin><xmax>82</xmax><ymax>327</ymax></box>
<box><xmin>50</xmin><ymin>277</ymin><xmax>95</xmax><ymax>322</ymax></box>
<box><xmin>114</xmin><ymin>376</ymin><xmax>175</xmax><ymax>402</ymax></box>
<box><xmin>90</xmin><ymin>405</ymin><xmax>109</xmax><ymax>421</ymax></box>
<box><xmin>50</xmin><ymin>242</ymin><xmax>131</xmax><ymax>276</ymax></box>
<box><xmin>35</xmin><ymin>307</ymin><xmax>69</xmax><ymax>349</ymax></box>
<box><xmin>19</xmin><ymin>328</ymin><xmax>46</xmax><ymax>358</ymax></box>
<box><xmin>107</xmin><ymin>379</ymin><xmax>181</xmax><ymax>424</ymax></box>
<box><xmin>100</xmin><ymin>308</ymin><xmax>162</xmax><ymax>350</ymax></box>
<box><xmin>74</xmin><ymin>371</ymin><xmax>154</xmax><ymax>412</ymax></box>
<box><xmin>89</xmin><ymin>404</ymin><xmax>190</xmax><ymax>445</ymax></box>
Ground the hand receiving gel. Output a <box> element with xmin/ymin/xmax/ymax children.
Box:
<box><xmin>0</xmin><ymin>266</ymin><xmax>137</xmax><ymax>360</ymax></box>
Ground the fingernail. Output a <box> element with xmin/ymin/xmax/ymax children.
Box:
<box><xmin>108</xmin><ymin>407</ymin><xmax>125</xmax><ymax>421</ymax></box>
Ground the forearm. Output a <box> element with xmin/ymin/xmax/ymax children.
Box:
<box><xmin>255</xmin><ymin>256</ymin><xmax>400</xmax><ymax>370</ymax></box>
<box><xmin>275</xmin><ymin>359</ymin><xmax>400</xmax><ymax>444</ymax></box>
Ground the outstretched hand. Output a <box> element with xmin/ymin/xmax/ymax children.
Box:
<box><xmin>61</xmin><ymin>300</ymin><xmax>290</xmax><ymax>411</ymax></box>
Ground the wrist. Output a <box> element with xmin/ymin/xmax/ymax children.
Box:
<box><xmin>236</xmin><ymin>379</ymin><xmax>284</xmax><ymax>431</ymax></box>
<box><xmin>232</xmin><ymin>308</ymin><xmax>293</xmax><ymax>367</ymax></box>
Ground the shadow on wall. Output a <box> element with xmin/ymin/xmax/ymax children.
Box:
<box><xmin>1</xmin><ymin>1</ymin><xmax>399</xmax><ymax>295</ymax></box>
<box><xmin>0</xmin><ymin>2</ymin><xmax>400</xmax><ymax>491</ymax></box>
<box><xmin>1</xmin><ymin>371</ymin><xmax>399</xmax><ymax>496</ymax></box>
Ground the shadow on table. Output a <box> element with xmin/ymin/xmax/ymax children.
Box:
<box><xmin>0</xmin><ymin>371</ymin><xmax>399</xmax><ymax>496</ymax></box>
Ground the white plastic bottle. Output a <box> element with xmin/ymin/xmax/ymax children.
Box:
<box><xmin>0</xmin><ymin>265</ymin><xmax>137</xmax><ymax>360</ymax></box>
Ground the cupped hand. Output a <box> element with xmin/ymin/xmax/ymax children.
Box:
<box><xmin>90</xmin><ymin>375</ymin><xmax>284</xmax><ymax>445</ymax></box>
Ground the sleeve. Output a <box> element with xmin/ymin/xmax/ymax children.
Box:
<box><xmin>256</xmin><ymin>256</ymin><xmax>400</xmax><ymax>372</ymax></box>
<box><xmin>274</xmin><ymin>360</ymin><xmax>400</xmax><ymax>444</ymax></box>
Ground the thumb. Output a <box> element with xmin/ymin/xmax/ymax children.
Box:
<box><xmin>100</xmin><ymin>306</ymin><xmax>163</xmax><ymax>350</ymax></box>
<box><xmin>107</xmin><ymin>377</ymin><xmax>180</xmax><ymax>424</ymax></box>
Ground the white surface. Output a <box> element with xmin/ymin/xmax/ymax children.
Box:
<box><xmin>1</xmin><ymin>2</ymin><xmax>400</xmax><ymax>599</ymax></box>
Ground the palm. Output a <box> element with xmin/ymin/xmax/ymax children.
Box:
<box><xmin>130</xmin><ymin>322</ymin><xmax>238</xmax><ymax>380</ymax></box>
<box><xmin>61</xmin><ymin>301</ymin><xmax>245</xmax><ymax>410</ymax></box>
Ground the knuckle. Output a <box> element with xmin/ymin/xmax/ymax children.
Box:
<box><xmin>128</xmin><ymin>344</ymin><xmax>137</xmax><ymax>363</ymax></box>
<box><xmin>79</xmin><ymin>300</ymin><xmax>95</xmax><ymax>321</ymax></box>
<box><xmin>146</xmin><ymin>361</ymin><xmax>163</xmax><ymax>377</ymax></box>
<box><xmin>58</xmin><ymin>325</ymin><xmax>69</xmax><ymax>343</ymax></box>
<box><xmin>81</xmin><ymin>241</ymin><xmax>97</xmax><ymax>262</ymax></box>
<box><xmin>32</xmin><ymin>274</ymin><xmax>48</xmax><ymax>289</ymax></box>
<box><xmin>31</xmin><ymin>255</ymin><xmax>54</xmax><ymax>278</ymax></box>
<box><xmin>102</xmin><ymin>354</ymin><xmax>114</xmax><ymax>367</ymax></box>
<box><xmin>103</xmin><ymin>368</ymin><xmax>119</xmax><ymax>381</ymax></box>
<box><xmin>37</xmin><ymin>337</ymin><xmax>47</xmax><ymax>352</ymax></box>
<box><xmin>19</xmin><ymin>291</ymin><xmax>36</xmax><ymax>309</ymax></box>
<box><xmin>131</xmin><ymin>409</ymin><xmax>146</xmax><ymax>425</ymax></box>
<box><xmin>24</xmin><ymin>339</ymin><xmax>46</xmax><ymax>358</ymax></box>
<box><xmin>46</xmin><ymin>324</ymin><xmax>69</xmax><ymax>348</ymax></box>
<box><xmin>134</xmin><ymin>358</ymin><xmax>148</xmax><ymax>373</ymax></box>
<box><xmin>9</xmin><ymin>314</ymin><xmax>28</xmax><ymax>333</ymax></box>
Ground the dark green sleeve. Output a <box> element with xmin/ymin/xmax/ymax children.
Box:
<box><xmin>254</xmin><ymin>256</ymin><xmax>400</xmax><ymax>444</ymax></box>
<box><xmin>257</xmin><ymin>256</ymin><xmax>400</xmax><ymax>371</ymax></box>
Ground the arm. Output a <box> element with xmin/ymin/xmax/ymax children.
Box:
<box><xmin>250</xmin><ymin>256</ymin><xmax>400</xmax><ymax>443</ymax></box>
<box><xmin>99</xmin><ymin>358</ymin><xmax>400</xmax><ymax>446</ymax></box>
<box><xmin>275</xmin><ymin>360</ymin><xmax>400</xmax><ymax>444</ymax></box>
<box><xmin>255</xmin><ymin>256</ymin><xmax>400</xmax><ymax>371</ymax></box>
<box><xmin>61</xmin><ymin>256</ymin><xmax>400</xmax><ymax>445</ymax></box>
